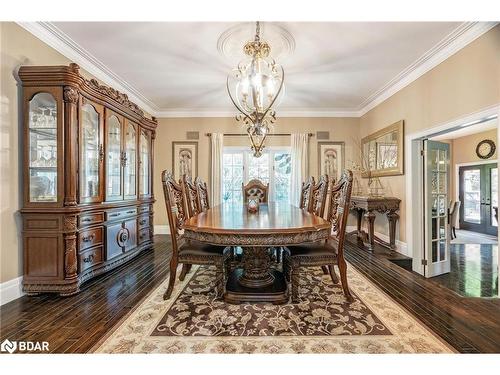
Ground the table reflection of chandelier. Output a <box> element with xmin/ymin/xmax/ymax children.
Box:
<box><xmin>227</xmin><ymin>21</ymin><xmax>285</xmax><ymax>157</ymax></box>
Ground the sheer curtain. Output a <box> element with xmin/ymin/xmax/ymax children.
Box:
<box><xmin>290</xmin><ymin>133</ymin><xmax>309</xmax><ymax>206</ymax></box>
<box><xmin>210</xmin><ymin>133</ymin><xmax>224</xmax><ymax>205</ymax></box>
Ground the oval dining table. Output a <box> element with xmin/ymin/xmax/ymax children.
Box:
<box><xmin>182</xmin><ymin>202</ymin><xmax>331</xmax><ymax>304</ymax></box>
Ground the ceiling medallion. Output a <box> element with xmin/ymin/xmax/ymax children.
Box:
<box><xmin>226</xmin><ymin>21</ymin><xmax>285</xmax><ymax>157</ymax></box>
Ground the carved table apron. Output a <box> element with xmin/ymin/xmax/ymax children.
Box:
<box><xmin>182</xmin><ymin>202</ymin><xmax>331</xmax><ymax>304</ymax></box>
<box><xmin>349</xmin><ymin>196</ymin><xmax>401</xmax><ymax>251</ymax></box>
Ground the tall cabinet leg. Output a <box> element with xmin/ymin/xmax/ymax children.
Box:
<box><xmin>387</xmin><ymin>209</ymin><xmax>400</xmax><ymax>251</ymax></box>
<box><xmin>364</xmin><ymin>210</ymin><xmax>376</xmax><ymax>251</ymax></box>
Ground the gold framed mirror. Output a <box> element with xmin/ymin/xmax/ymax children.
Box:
<box><xmin>361</xmin><ymin>120</ymin><xmax>404</xmax><ymax>177</ymax></box>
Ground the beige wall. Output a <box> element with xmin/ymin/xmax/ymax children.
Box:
<box><xmin>359</xmin><ymin>25</ymin><xmax>500</xmax><ymax>242</ymax></box>
<box><xmin>153</xmin><ymin>117</ymin><xmax>361</xmax><ymax>226</ymax></box>
<box><xmin>449</xmin><ymin>128</ymin><xmax>498</xmax><ymax>200</ymax></box>
<box><xmin>0</xmin><ymin>23</ymin><xmax>100</xmax><ymax>283</ymax></box>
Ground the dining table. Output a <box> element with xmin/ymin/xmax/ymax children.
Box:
<box><xmin>182</xmin><ymin>202</ymin><xmax>331</xmax><ymax>304</ymax></box>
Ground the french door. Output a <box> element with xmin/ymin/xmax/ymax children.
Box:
<box><xmin>459</xmin><ymin>163</ymin><xmax>498</xmax><ymax>236</ymax></box>
<box><xmin>423</xmin><ymin>140</ymin><xmax>451</xmax><ymax>277</ymax></box>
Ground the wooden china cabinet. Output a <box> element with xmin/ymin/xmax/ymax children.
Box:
<box><xmin>19</xmin><ymin>63</ymin><xmax>157</xmax><ymax>296</ymax></box>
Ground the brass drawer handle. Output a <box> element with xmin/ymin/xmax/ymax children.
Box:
<box><xmin>109</xmin><ymin>213</ymin><xmax>120</xmax><ymax>218</ymax></box>
<box><xmin>126</xmin><ymin>210</ymin><xmax>136</xmax><ymax>214</ymax></box>
<box><xmin>83</xmin><ymin>254</ymin><xmax>94</xmax><ymax>263</ymax></box>
<box><xmin>139</xmin><ymin>219</ymin><xmax>148</xmax><ymax>225</ymax></box>
<box><xmin>82</xmin><ymin>234</ymin><xmax>95</xmax><ymax>243</ymax></box>
<box><xmin>81</xmin><ymin>217</ymin><xmax>93</xmax><ymax>223</ymax></box>
<box><xmin>119</xmin><ymin>232</ymin><xmax>129</xmax><ymax>243</ymax></box>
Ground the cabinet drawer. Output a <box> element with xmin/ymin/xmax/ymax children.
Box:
<box><xmin>79</xmin><ymin>227</ymin><xmax>103</xmax><ymax>251</ymax></box>
<box><xmin>79</xmin><ymin>212</ymin><xmax>104</xmax><ymax>227</ymax></box>
<box><xmin>137</xmin><ymin>215</ymin><xmax>150</xmax><ymax>229</ymax></box>
<box><xmin>138</xmin><ymin>204</ymin><xmax>152</xmax><ymax>214</ymax></box>
<box><xmin>106</xmin><ymin>208</ymin><xmax>137</xmax><ymax>221</ymax></box>
<box><xmin>138</xmin><ymin>227</ymin><xmax>152</xmax><ymax>244</ymax></box>
<box><xmin>79</xmin><ymin>246</ymin><xmax>104</xmax><ymax>273</ymax></box>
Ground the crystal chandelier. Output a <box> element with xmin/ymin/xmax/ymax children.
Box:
<box><xmin>227</xmin><ymin>22</ymin><xmax>285</xmax><ymax>157</ymax></box>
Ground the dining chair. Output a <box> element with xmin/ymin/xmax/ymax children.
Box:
<box><xmin>181</xmin><ymin>174</ymin><xmax>201</xmax><ymax>218</ymax></box>
<box><xmin>449</xmin><ymin>200</ymin><xmax>461</xmax><ymax>239</ymax></box>
<box><xmin>299</xmin><ymin>176</ymin><xmax>315</xmax><ymax>209</ymax></box>
<box><xmin>284</xmin><ymin>170</ymin><xmax>354</xmax><ymax>303</ymax></box>
<box><xmin>242</xmin><ymin>179</ymin><xmax>269</xmax><ymax>203</ymax></box>
<box><xmin>162</xmin><ymin>171</ymin><xmax>229</xmax><ymax>300</ymax></box>
<box><xmin>194</xmin><ymin>176</ymin><xmax>210</xmax><ymax>211</ymax></box>
<box><xmin>308</xmin><ymin>174</ymin><xmax>329</xmax><ymax>217</ymax></box>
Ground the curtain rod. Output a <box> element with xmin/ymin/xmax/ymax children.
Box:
<box><xmin>205</xmin><ymin>133</ymin><xmax>314</xmax><ymax>137</ymax></box>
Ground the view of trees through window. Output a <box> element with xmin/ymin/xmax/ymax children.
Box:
<box><xmin>222</xmin><ymin>148</ymin><xmax>291</xmax><ymax>204</ymax></box>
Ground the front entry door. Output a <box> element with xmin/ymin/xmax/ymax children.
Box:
<box><xmin>423</xmin><ymin>140</ymin><xmax>451</xmax><ymax>277</ymax></box>
<box><xmin>459</xmin><ymin>163</ymin><xmax>498</xmax><ymax>235</ymax></box>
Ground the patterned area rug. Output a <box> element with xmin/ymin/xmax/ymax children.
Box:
<box><xmin>93</xmin><ymin>264</ymin><xmax>453</xmax><ymax>353</ymax></box>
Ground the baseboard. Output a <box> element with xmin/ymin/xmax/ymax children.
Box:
<box><xmin>346</xmin><ymin>226</ymin><xmax>409</xmax><ymax>257</ymax></box>
<box><xmin>0</xmin><ymin>276</ymin><xmax>24</xmax><ymax>306</ymax></box>
<box><xmin>154</xmin><ymin>225</ymin><xmax>170</xmax><ymax>234</ymax></box>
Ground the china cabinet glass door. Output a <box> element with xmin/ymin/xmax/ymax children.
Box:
<box><xmin>28</xmin><ymin>93</ymin><xmax>58</xmax><ymax>203</ymax></box>
<box><xmin>106</xmin><ymin>114</ymin><xmax>123</xmax><ymax>201</ymax></box>
<box><xmin>139</xmin><ymin>130</ymin><xmax>150</xmax><ymax>197</ymax></box>
<box><xmin>124</xmin><ymin>121</ymin><xmax>137</xmax><ymax>200</ymax></box>
<box><xmin>80</xmin><ymin>102</ymin><xmax>102</xmax><ymax>203</ymax></box>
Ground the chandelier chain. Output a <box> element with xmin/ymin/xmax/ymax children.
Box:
<box><xmin>255</xmin><ymin>21</ymin><xmax>260</xmax><ymax>41</ymax></box>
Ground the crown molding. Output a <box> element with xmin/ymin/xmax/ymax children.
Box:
<box><xmin>357</xmin><ymin>21</ymin><xmax>499</xmax><ymax>116</ymax></box>
<box><xmin>155</xmin><ymin>108</ymin><xmax>361</xmax><ymax>118</ymax></box>
<box><xmin>16</xmin><ymin>21</ymin><xmax>159</xmax><ymax>116</ymax></box>
<box><xmin>17</xmin><ymin>21</ymin><xmax>498</xmax><ymax>119</ymax></box>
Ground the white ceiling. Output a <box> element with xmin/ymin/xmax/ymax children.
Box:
<box><xmin>36</xmin><ymin>22</ymin><xmax>494</xmax><ymax>117</ymax></box>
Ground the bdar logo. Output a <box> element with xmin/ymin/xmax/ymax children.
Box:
<box><xmin>1</xmin><ymin>339</ymin><xmax>17</xmax><ymax>353</ymax></box>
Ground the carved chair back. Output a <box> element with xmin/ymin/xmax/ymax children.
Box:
<box><xmin>299</xmin><ymin>176</ymin><xmax>315</xmax><ymax>210</ymax></box>
<box><xmin>326</xmin><ymin>170</ymin><xmax>353</xmax><ymax>258</ymax></box>
<box><xmin>242</xmin><ymin>179</ymin><xmax>269</xmax><ymax>203</ymax></box>
<box><xmin>309</xmin><ymin>174</ymin><xmax>329</xmax><ymax>217</ymax></box>
<box><xmin>194</xmin><ymin>177</ymin><xmax>210</xmax><ymax>212</ymax></box>
<box><xmin>181</xmin><ymin>174</ymin><xmax>201</xmax><ymax>218</ymax></box>
<box><xmin>162</xmin><ymin>171</ymin><xmax>188</xmax><ymax>254</ymax></box>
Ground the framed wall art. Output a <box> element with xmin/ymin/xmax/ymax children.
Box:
<box><xmin>317</xmin><ymin>141</ymin><xmax>345</xmax><ymax>182</ymax></box>
<box><xmin>172</xmin><ymin>141</ymin><xmax>198</xmax><ymax>181</ymax></box>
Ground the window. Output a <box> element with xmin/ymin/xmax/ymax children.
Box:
<box><xmin>222</xmin><ymin>147</ymin><xmax>291</xmax><ymax>204</ymax></box>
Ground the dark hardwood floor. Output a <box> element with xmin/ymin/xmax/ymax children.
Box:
<box><xmin>1</xmin><ymin>234</ymin><xmax>499</xmax><ymax>353</ymax></box>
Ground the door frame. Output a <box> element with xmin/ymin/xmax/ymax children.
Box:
<box><xmin>406</xmin><ymin>104</ymin><xmax>499</xmax><ymax>275</ymax></box>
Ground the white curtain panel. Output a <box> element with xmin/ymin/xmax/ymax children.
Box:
<box><xmin>210</xmin><ymin>133</ymin><xmax>224</xmax><ymax>205</ymax></box>
<box><xmin>290</xmin><ymin>133</ymin><xmax>309</xmax><ymax>206</ymax></box>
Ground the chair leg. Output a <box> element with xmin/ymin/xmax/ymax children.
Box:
<box><xmin>179</xmin><ymin>263</ymin><xmax>191</xmax><ymax>281</ymax></box>
<box><xmin>215</xmin><ymin>262</ymin><xmax>224</xmax><ymax>298</ymax></box>
<box><xmin>338</xmin><ymin>257</ymin><xmax>354</xmax><ymax>302</ymax></box>
<box><xmin>291</xmin><ymin>267</ymin><xmax>300</xmax><ymax>303</ymax></box>
<box><xmin>321</xmin><ymin>266</ymin><xmax>329</xmax><ymax>275</ymax></box>
<box><xmin>163</xmin><ymin>257</ymin><xmax>178</xmax><ymax>300</ymax></box>
<box><xmin>328</xmin><ymin>265</ymin><xmax>339</xmax><ymax>284</ymax></box>
<box><xmin>453</xmin><ymin>227</ymin><xmax>457</xmax><ymax>239</ymax></box>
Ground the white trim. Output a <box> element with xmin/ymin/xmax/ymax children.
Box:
<box><xmin>155</xmin><ymin>109</ymin><xmax>362</xmax><ymax>118</ymax></box>
<box><xmin>406</xmin><ymin>104</ymin><xmax>500</xmax><ymax>276</ymax></box>
<box><xmin>16</xmin><ymin>21</ymin><xmax>498</xmax><ymax>119</ymax></box>
<box><xmin>346</xmin><ymin>226</ymin><xmax>408</xmax><ymax>256</ymax></box>
<box><xmin>0</xmin><ymin>276</ymin><xmax>24</xmax><ymax>306</ymax></box>
<box><xmin>154</xmin><ymin>225</ymin><xmax>170</xmax><ymax>234</ymax></box>
<box><xmin>358</xmin><ymin>22</ymin><xmax>498</xmax><ymax>116</ymax></box>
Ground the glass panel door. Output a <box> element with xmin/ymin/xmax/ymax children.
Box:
<box><xmin>80</xmin><ymin>103</ymin><xmax>101</xmax><ymax>203</ymax></box>
<box><xmin>28</xmin><ymin>93</ymin><xmax>58</xmax><ymax>202</ymax></box>
<box><xmin>139</xmin><ymin>130</ymin><xmax>150</xmax><ymax>197</ymax></box>
<box><xmin>459</xmin><ymin>163</ymin><xmax>497</xmax><ymax>235</ymax></box>
<box><xmin>106</xmin><ymin>114</ymin><xmax>123</xmax><ymax>201</ymax></box>
<box><xmin>124</xmin><ymin>121</ymin><xmax>137</xmax><ymax>199</ymax></box>
<box><xmin>424</xmin><ymin>140</ymin><xmax>450</xmax><ymax>277</ymax></box>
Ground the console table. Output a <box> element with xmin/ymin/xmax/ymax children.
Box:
<box><xmin>350</xmin><ymin>196</ymin><xmax>401</xmax><ymax>251</ymax></box>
